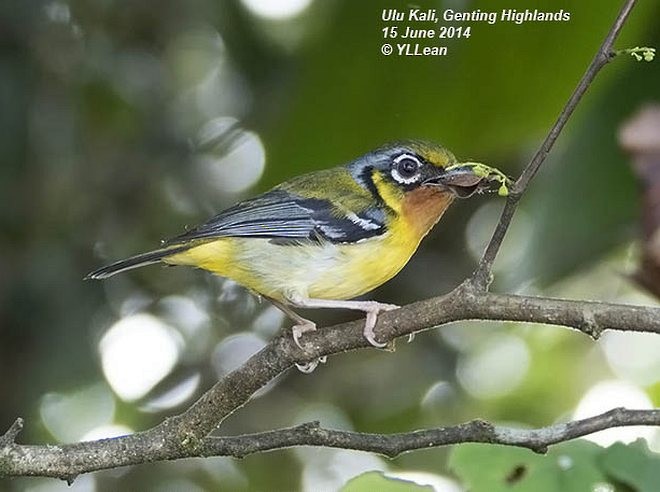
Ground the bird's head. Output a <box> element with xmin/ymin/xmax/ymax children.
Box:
<box><xmin>348</xmin><ymin>140</ymin><xmax>487</xmax><ymax>200</ymax></box>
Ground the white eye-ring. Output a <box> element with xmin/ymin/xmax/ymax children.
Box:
<box><xmin>391</xmin><ymin>153</ymin><xmax>422</xmax><ymax>184</ymax></box>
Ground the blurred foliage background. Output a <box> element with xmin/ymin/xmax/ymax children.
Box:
<box><xmin>1</xmin><ymin>0</ymin><xmax>660</xmax><ymax>490</ymax></box>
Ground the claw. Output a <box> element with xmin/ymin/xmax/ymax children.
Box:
<box><xmin>407</xmin><ymin>332</ymin><xmax>416</xmax><ymax>343</ymax></box>
<box><xmin>295</xmin><ymin>355</ymin><xmax>325</xmax><ymax>373</ymax></box>
<box><xmin>362</xmin><ymin>302</ymin><xmax>399</xmax><ymax>348</ymax></box>
<box><xmin>364</xmin><ymin>321</ymin><xmax>388</xmax><ymax>348</ymax></box>
<box><xmin>295</xmin><ymin>360</ymin><xmax>320</xmax><ymax>373</ymax></box>
<box><xmin>292</xmin><ymin>321</ymin><xmax>317</xmax><ymax>349</ymax></box>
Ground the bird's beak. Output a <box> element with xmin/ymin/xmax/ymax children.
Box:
<box><xmin>424</xmin><ymin>165</ymin><xmax>485</xmax><ymax>198</ymax></box>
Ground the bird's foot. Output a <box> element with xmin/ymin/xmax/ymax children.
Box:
<box><xmin>295</xmin><ymin>360</ymin><xmax>319</xmax><ymax>373</ymax></box>
<box><xmin>363</xmin><ymin>302</ymin><xmax>399</xmax><ymax>348</ymax></box>
<box><xmin>294</xmin><ymin>355</ymin><xmax>327</xmax><ymax>374</ymax></box>
<box><xmin>292</xmin><ymin>320</ymin><xmax>317</xmax><ymax>349</ymax></box>
<box><xmin>292</xmin><ymin>320</ymin><xmax>325</xmax><ymax>374</ymax></box>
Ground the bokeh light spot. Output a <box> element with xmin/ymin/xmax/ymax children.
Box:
<box><xmin>300</xmin><ymin>449</ymin><xmax>385</xmax><ymax>492</ymax></box>
<box><xmin>240</xmin><ymin>0</ymin><xmax>313</xmax><ymax>20</ymax></box>
<box><xmin>44</xmin><ymin>1</ymin><xmax>70</xmax><ymax>23</ymax></box>
<box><xmin>466</xmin><ymin>202</ymin><xmax>531</xmax><ymax>273</ymax></box>
<box><xmin>196</xmin><ymin>118</ymin><xmax>266</xmax><ymax>194</ymax></box>
<box><xmin>421</xmin><ymin>381</ymin><xmax>456</xmax><ymax>410</ymax></box>
<box><xmin>100</xmin><ymin>314</ymin><xmax>182</xmax><ymax>402</ymax></box>
<box><xmin>593</xmin><ymin>483</ymin><xmax>616</xmax><ymax>492</ymax></box>
<box><xmin>457</xmin><ymin>334</ymin><xmax>530</xmax><ymax>399</ymax></box>
<box><xmin>212</xmin><ymin>333</ymin><xmax>266</xmax><ymax>376</ymax></box>
<box><xmin>141</xmin><ymin>373</ymin><xmax>202</xmax><ymax>413</ymax></box>
<box><xmin>251</xmin><ymin>304</ymin><xmax>285</xmax><ymax>338</ymax></box>
<box><xmin>386</xmin><ymin>472</ymin><xmax>461</xmax><ymax>492</ymax></box>
<box><xmin>601</xmin><ymin>331</ymin><xmax>660</xmax><ymax>385</ymax></box>
<box><xmin>81</xmin><ymin>424</ymin><xmax>133</xmax><ymax>441</ymax></box>
<box><xmin>159</xmin><ymin>295</ymin><xmax>210</xmax><ymax>336</ymax></box>
<box><xmin>573</xmin><ymin>380</ymin><xmax>655</xmax><ymax>446</ymax></box>
<box><xmin>40</xmin><ymin>383</ymin><xmax>115</xmax><ymax>443</ymax></box>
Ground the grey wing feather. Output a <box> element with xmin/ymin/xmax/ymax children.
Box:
<box><xmin>165</xmin><ymin>189</ymin><xmax>386</xmax><ymax>245</ymax></box>
<box><xmin>165</xmin><ymin>190</ymin><xmax>317</xmax><ymax>244</ymax></box>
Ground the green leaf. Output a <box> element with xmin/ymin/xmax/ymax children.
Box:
<box><xmin>449</xmin><ymin>441</ymin><xmax>609</xmax><ymax>492</ymax></box>
<box><xmin>600</xmin><ymin>439</ymin><xmax>660</xmax><ymax>492</ymax></box>
<box><xmin>341</xmin><ymin>471</ymin><xmax>433</xmax><ymax>492</ymax></box>
<box><xmin>615</xmin><ymin>46</ymin><xmax>656</xmax><ymax>62</ymax></box>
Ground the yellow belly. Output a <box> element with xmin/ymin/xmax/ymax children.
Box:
<box><xmin>165</xmin><ymin>223</ymin><xmax>423</xmax><ymax>302</ymax></box>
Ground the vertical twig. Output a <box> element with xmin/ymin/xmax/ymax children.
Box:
<box><xmin>470</xmin><ymin>0</ymin><xmax>638</xmax><ymax>291</ymax></box>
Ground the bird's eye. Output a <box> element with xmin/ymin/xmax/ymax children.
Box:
<box><xmin>398</xmin><ymin>158</ymin><xmax>418</xmax><ymax>176</ymax></box>
<box><xmin>392</xmin><ymin>154</ymin><xmax>421</xmax><ymax>184</ymax></box>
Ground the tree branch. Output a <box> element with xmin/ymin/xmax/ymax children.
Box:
<box><xmin>2</xmin><ymin>289</ymin><xmax>660</xmax><ymax>479</ymax></box>
<box><xmin>2</xmin><ymin>403</ymin><xmax>659</xmax><ymax>479</ymax></box>
<box><xmin>470</xmin><ymin>0</ymin><xmax>638</xmax><ymax>290</ymax></box>
<box><xmin>0</xmin><ymin>419</ymin><xmax>23</xmax><ymax>448</ymax></box>
<box><xmin>202</xmin><ymin>407</ymin><xmax>660</xmax><ymax>457</ymax></box>
<box><xmin>1</xmin><ymin>0</ymin><xmax>655</xmax><ymax>482</ymax></box>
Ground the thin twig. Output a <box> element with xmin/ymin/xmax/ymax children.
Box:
<box><xmin>470</xmin><ymin>0</ymin><xmax>638</xmax><ymax>290</ymax></box>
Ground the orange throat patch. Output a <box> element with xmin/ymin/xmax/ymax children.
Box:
<box><xmin>401</xmin><ymin>186</ymin><xmax>455</xmax><ymax>236</ymax></box>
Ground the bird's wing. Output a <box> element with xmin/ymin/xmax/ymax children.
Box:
<box><xmin>164</xmin><ymin>189</ymin><xmax>386</xmax><ymax>245</ymax></box>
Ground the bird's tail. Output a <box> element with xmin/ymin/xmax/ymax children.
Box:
<box><xmin>85</xmin><ymin>245</ymin><xmax>190</xmax><ymax>280</ymax></box>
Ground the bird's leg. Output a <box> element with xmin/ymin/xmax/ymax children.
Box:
<box><xmin>267</xmin><ymin>297</ymin><xmax>317</xmax><ymax>349</ymax></box>
<box><xmin>288</xmin><ymin>296</ymin><xmax>399</xmax><ymax>348</ymax></box>
<box><xmin>266</xmin><ymin>297</ymin><xmax>322</xmax><ymax>373</ymax></box>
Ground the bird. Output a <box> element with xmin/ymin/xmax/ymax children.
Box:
<box><xmin>87</xmin><ymin>141</ymin><xmax>489</xmax><ymax>372</ymax></box>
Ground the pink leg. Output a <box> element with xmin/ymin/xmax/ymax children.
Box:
<box><xmin>288</xmin><ymin>296</ymin><xmax>399</xmax><ymax>348</ymax></box>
